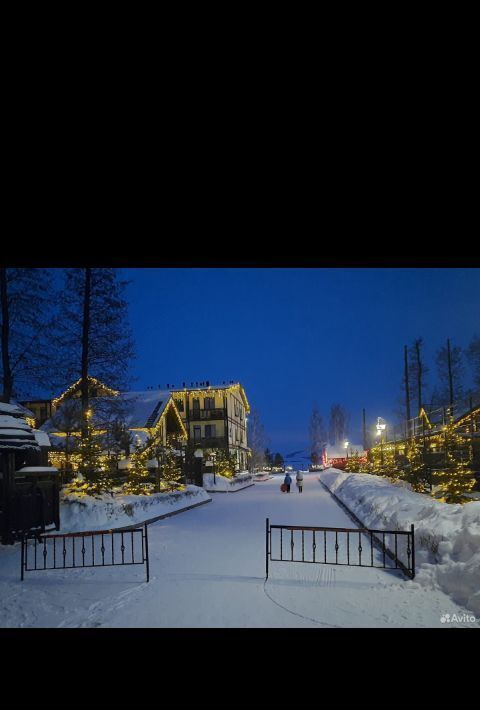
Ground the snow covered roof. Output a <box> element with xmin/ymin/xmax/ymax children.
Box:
<box><xmin>0</xmin><ymin>401</ymin><xmax>34</xmax><ymax>419</ymax></box>
<box><xmin>41</xmin><ymin>390</ymin><xmax>175</xmax><ymax>433</ymax></box>
<box><xmin>326</xmin><ymin>443</ymin><xmax>366</xmax><ymax>459</ymax></box>
<box><xmin>34</xmin><ymin>430</ymin><xmax>51</xmax><ymax>447</ymax></box>
<box><xmin>0</xmin><ymin>415</ymin><xmax>40</xmax><ymax>450</ymax></box>
<box><xmin>116</xmin><ymin>391</ymin><xmax>172</xmax><ymax>429</ymax></box>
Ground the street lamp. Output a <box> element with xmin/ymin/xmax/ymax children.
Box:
<box><xmin>210</xmin><ymin>451</ymin><xmax>217</xmax><ymax>485</ymax></box>
<box><xmin>376</xmin><ymin>418</ymin><xmax>386</xmax><ymax>465</ymax></box>
<box><xmin>344</xmin><ymin>441</ymin><xmax>349</xmax><ymax>459</ymax></box>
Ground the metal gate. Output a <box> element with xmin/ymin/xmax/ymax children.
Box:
<box><xmin>21</xmin><ymin>525</ymin><xmax>150</xmax><ymax>582</ymax></box>
<box><xmin>265</xmin><ymin>518</ymin><xmax>415</xmax><ymax>581</ymax></box>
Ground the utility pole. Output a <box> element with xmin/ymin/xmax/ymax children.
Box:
<box><xmin>404</xmin><ymin>345</ymin><xmax>411</xmax><ymax>435</ymax></box>
<box><xmin>447</xmin><ymin>338</ymin><xmax>454</xmax><ymax>410</ymax></box>
<box><xmin>415</xmin><ymin>340</ymin><xmax>423</xmax><ymax>413</ymax></box>
<box><xmin>362</xmin><ymin>408</ymin><xmax>367</xmax><ymax>451</ymax></box>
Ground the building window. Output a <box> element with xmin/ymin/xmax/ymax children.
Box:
<box><xmin>175</xmin><ymin>399</ymin><xmax>184</xmax><ymax>412</ymax></box>
<box><xmin>204</xmin><ymin>397</ymin><xmax>215</xmax><ymax>410</ymax></box>
<box><xmin>205</xmin><ymin>424</ymin><xmax>216</xmax><ymax>438</ymax></box>
<box><xmin>193</xmin><ymin>426</ymin><xmax>201</xmax><ymax>441</ymax></box>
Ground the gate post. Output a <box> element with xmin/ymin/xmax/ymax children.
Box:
<box><xmin>265</xmin><ymin>518</ymin><xmax>269</xmax><ymax>580</ymax></box>
<box><xmin>20</xmin><ymin>534</ymin><xmax>25</xmax><ymax>581</ymax></box>
<box><xmin>410</xmin><ymin>524</ymin><xmax>415</xmax><ymax>579</ymax></box>
<box><xmin>144</xmin><ymin>524</ymin><xmax>150</xmax><ymax>583</ymax></box>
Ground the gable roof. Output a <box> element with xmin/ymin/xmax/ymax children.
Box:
<box><xmin>41</xmin><ymin>390</ymin><xmax>185</xmax><ymax>434</ymax></box>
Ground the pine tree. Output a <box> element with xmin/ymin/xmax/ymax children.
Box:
<box><xmin>408</xmin><ymin>338</ymin><xmax>429</xmax><ymax>414</ymax></box>
<box><xmin>65</xmin><ymin>417</ymin><xmax>114</xmax><ymax>496</ymax></box>
<box><xmin>1</xmin><ymin>267</ymin><xmax>59</xmax><ymax>402</ymax></box>
<box><xmin>124</xmin><ymin>442</ymin><xmax>153</xmax><ymax>495</ymax></box>
<box><xmin>247</xmin><ymin>408</ymin><xmax>267</xmax><ymax>472</ymax></box>
<box><xmin>466</xmin><ymin>335</ymin><xmax>480</xmax><ymax>390</ymax></box>
<box><xmin>56</xmin><ymin>268</ymin><xmax>134</xmax><ymax>487</ymax></box>
<box><xmin>214</xmin><ymin>449</ymin><xmax>238</xmax><ymax>478</ymax></box>
<box><xmin>431</xmin><ymin>422</ymin><xmax>476</xmax><ymax>503</ymax></box>
<box><xmin>49</xmin><ymin>398</ymin><xmax>82</xmax><ymax>474</ymax></box>
<box><xmin>309</xmin><ymin>405</ymin><xmax>326</xmax><ymax>464</ymax></box>
<box><xmin>329</xmin><ymin>404</ymin><xmax>349</xmax><ymax>446</ymax></box>
<box><xmin>436</xmin><ymin>339</ymin><xmax>465</xmax><ymax>407</ymax></box>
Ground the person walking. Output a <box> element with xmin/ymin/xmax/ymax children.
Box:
<box><xmin>296</xmin><ymin>470</ymin><xmax>304</xmax><ymax>493</ymax></box>
<box><xmin>284</xmin><ymin>472</ymin><xmax>292</xmax><ymax>493</ymax></box>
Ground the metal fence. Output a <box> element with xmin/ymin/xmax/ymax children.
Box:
<box><xmin>386</xmin><ymin>393</ymin><xmax>480</xmax><ymax>444</ymax></box>
<box><xmin>265</xmin><ymin>518</ymin><xmax>415</xmax><ymax>581</ymax></box>
<box><xmin>21</xmin><ymin>525</ymin><xmax>150</xmax><ymax>582</ymax></box>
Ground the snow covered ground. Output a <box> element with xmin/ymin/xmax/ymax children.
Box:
<box><xmin>0</xmin><ymin>473</ymin><xmax>478</xmax><ymax>628</ymax></box>
<box><xmin>321</xmin><ymin>468</ymin><xmax>480</xmax><ymax>617</ymax></box>
<box><xmin>203</xmin><ymin>472</ymin><xmax>253</xmax><ymax>492</ymax></box>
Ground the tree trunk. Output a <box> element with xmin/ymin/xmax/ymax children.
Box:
<box><xmin>404</xmin><ymin>345</ymin><xmax>411</xmax><ymax>423</ymax></box>
<box><xmin>0</xmin><ymin>268</ymin><xmax>12</xmax><ymax>403</ymax></box>
<box><xmin>81</xmin><ymin>268</ymin><xmax>91</xmax><ymax>437</ymax></box>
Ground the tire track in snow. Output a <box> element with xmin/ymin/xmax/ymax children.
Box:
<box><xmin>262</xmin><ymin>577</ymin><xmax>341</xmax><ymax>628</ymax></box>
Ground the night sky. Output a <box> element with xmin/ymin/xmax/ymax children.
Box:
<box><xmin>123</xmin><ymin>268</ymin><xmax>480</xmax><ymax>458</ymax></box>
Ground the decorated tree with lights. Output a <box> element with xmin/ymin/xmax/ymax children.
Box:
<box><xmin>54</xmin><ymin>268</ymin><xmax>134</xmax><ymax>487</ymax></box>
<box><xmin>431</xmin><ymin>423</ymin><xmax>475</xmax><ymax>503</ymax></box>
<box><xmin>213</xmin><ymin>448</ymin><xmax>238</xmax><ymax>478</ymax></box>
<box><xmin>368</xmin><ymin>443</ymin><xmax>401</xmax><ymax>481</ymax></box>
<box><xmin>400</xmin><ymin>437</ymin><xmax>431</xmax><ymax>492</ymax></box>
<box><xmin>49</xmin><ymin>398</ymin><xmax>82</xmax><ymax>475</ymax></box>
<box><xmin>124</xmin><ymin>442</ymin><xmax>153</xmax><ymax>495</ymax></box>
<box><xmin>65</xmin><ymin>417</ymin><xmax>114</xmax><ymax>496</ymax></box>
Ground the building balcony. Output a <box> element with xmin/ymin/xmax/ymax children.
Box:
<box><xmin>189</xmin><ymin>409</ymin><xmax>225</xmax><ymax>421</ymax></box>
<box><xmin>191</xmin><ymin>436</ymin><xmax>227</xmax><ymax>449</ymax></box>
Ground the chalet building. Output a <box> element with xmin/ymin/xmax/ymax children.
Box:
<box><xmin>25</xmin><ymin>377</ymin><xmax>251</xmax><ymax>485</ymax></box>
<box><xmin>170</xmin><ymin>381</ymin><xmax>250</xmax><ymax>476</ymax></box>
<box><xmin>19</xmin><ymin>399</ymin><xmax>53</xmax><ymax>429</ymax></box>
<box><xmin>40</xmin><ymin>377</ymin><xmax>188</xmax><ymax>468</ymax></box>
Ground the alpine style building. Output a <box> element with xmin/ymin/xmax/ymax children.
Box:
<box><xmin>171</xmin><ymin>381</ymin><xmax>250</xmax><ymax>475</ymax></box>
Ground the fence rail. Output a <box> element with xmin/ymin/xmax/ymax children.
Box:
<box><xmin>265</xmin><ymin>518</ymin><xmax>415</xmax><ymax>581</ymax></box>
<box><xmin>21</xmin><ymin>525</ymin><xmax>150</xmax><ymax>582</ymax></box>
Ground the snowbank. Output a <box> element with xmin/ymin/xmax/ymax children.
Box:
<box><xmin>59</xmin><ymin>486</ymin><xmax>211</xmax><ymax>533</ymax></box>
<box><xmin>320</xmin><ymin>468</ymin><xmax>480</xmax><ymax>616</ymax></box>
<box><xmin>203</xmin><ymin>472</ymin><xmax>254</xmax><ymax>492</ymax></box>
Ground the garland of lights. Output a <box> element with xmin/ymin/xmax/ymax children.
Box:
<box><xmin>52</xmin><ymin>376</ymin><xmax>119</xmax><ymax>409</ymax></box>
<box><xmin>172</xmin><ymin>384</ymin><xmax>251</xmax><ymax>413</ymax></box>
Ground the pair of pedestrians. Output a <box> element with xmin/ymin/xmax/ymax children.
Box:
<box><xmin>282</xmin><ymin>471</ymin><xmax>303</xmax><ymax>493</ymax></box>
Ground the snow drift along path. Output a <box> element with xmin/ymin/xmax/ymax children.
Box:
<box><xmin>0</xmin><ymin>474</ymin><xmax>477</xmax><ymax>627</ymax></box>
<box><xmin>321</xmin><ymin>468</ymin><xmax>480</xmax><ymax>617</ymax></box>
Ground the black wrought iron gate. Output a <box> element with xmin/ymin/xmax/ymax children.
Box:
<box><xmin>265</xmin><ymin>518</ymin><xmax>415</xmax><ymax>581</ymax></box>
<box><xmin>21</xmin><ymin>525</ymin><xmax>150</xmax><ymax>582</ymax></box>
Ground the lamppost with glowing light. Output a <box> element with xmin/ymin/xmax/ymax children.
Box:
<box><xmin>344</xmin><ymin>440</ymin><xmax>349</xmax><ymax>459</ymax></box>
<box><xmin>376</xmin><ymin>417</ymin><xmax>386</xmax><ymax>465</ymax></box>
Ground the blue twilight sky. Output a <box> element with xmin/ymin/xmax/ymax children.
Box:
<box><xmin>122</xmin><ymin>268</ymin><xmax>480</xmax><ymax>458</ymax></box>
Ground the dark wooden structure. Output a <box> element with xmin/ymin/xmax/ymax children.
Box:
<box><xmin>0</xmin><ymin>406</ymin><xmax>59</xmax><ymax>545</ymax></box>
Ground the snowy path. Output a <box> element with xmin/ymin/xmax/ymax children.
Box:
<box><xmin>1</xmin><ymin>474</ymin><xmax>477</xmax><ymax>627</ymax></box>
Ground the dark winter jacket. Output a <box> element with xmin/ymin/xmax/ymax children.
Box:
<box><xmin>284</xmin><ymin>474</ymin><xmax>292</xmax><ymax>485</ymax></box>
